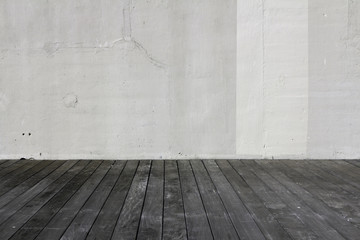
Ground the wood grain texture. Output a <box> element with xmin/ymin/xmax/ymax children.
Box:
<box><xmin>86</xmin><ymin>161</ymin><xmax>139</xmax><ymax>240</ymax></box>
<box><xmin>190</xmin><ymin>160</ymin><xmax>239</xmax><ymax>240</ymax></box>
<box><xmin>111</xmin><ymin>160</ymin><xmax>151</xmax><ymax>240</ymax></box>
<box><xmin>0</xmin><ymin>160</ymin><xmax>358</xmax><ymax>240</ymax></box>
<box><xmin>162</xmin><ymin>160</ymin><xmax>187</xmax><ymax>240</ymax></box>
<box><xmin>178</xmin><ymin>160</ymin><xmax>213</xmax><ymax>240</ymax></box>
<box><xmin>137</xmin><ymin>160</ymin><xmax>164</xmax><ymax>240</ymax></box>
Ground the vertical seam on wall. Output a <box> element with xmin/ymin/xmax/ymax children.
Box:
<box><xmin>261</xmin><ymin>0</ymin><xmax>266</xmax><ymax>158</ymax></box>
<box><xmin>306</xmin><ymin>0</ymin><xmax>309</xmax><ymax>159</ymax></box>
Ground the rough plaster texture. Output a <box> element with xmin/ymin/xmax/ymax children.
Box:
<box><xmin>0</xmin><ymin>0</ymin><xmax>236</xmax><ymax>159</ymax></box>
<box><xmin>1</xmin><ymin>0</ymin><xmax>360</xmax><ymax>159</ymax></box>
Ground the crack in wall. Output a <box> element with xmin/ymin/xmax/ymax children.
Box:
<box><xmin>4</xmin><ymin>0</ymin><xmax>167</xmax><ymax>69</ymax></box>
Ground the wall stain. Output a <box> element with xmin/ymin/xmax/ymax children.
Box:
<box><xmin>63</xmin><ymin>93</ymin><xmax>79</xmax><ymax>108</ymax></box>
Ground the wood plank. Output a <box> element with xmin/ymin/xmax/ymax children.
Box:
<box><xmin>162</xmin><ymin>160</ymin><xmax>187</xmax><ymax>240</ymax></box>
<box><xmin>216</xmin><ymin>160</ymin><xmax>291</xmax><ymax>240</ymax></box>
<box><xmin>0</xmin><ymin>160</ymin><xmax>27</xmax><ymax>178</ymax></box>
<box><xmin>190</xmin><ymin>160</ymin><xmax>239</xmax><ymax>240</ymax></box>
<box><xmin>0</xmin><ymin>161</ymin><xmax>65</xmax><ymax>208</ymax></box>
<box><xmin>0</xmin><ymin>161</ymin><xmax>19</xmax><ymax>171</ymax></box>
<box><xmin>137</xmin><ymin>160</ymin><xmax>164</xmax><ymax>240</ymax></box>
<box><xmin>178</xmin><ymin>160</ymin><xmax>213</xmax><ymax>240</ymax></box>
<box><xmin>60</xmin><ymin>161</ymin><xmax>126</xmax><ymax>240</ymax></box>
<box><xmin>0</xmin><ymin>160</ymin><xmax>7</xmax><ymax>166</ymax></box>
<box><xmin>253</xmin><ymin>160</ymin><xmax>360</xmax><ymax>240</ymax></box>
<box><xmin>35</xmin><ymin>161</ymin><xmax>113</xmax><ymax>240</ymax></box>
<box><xmin>346</xmin><ymin>160</ymin><xmax>360</xmax><ymax>168</ymax></box>
<box><xmin>203</xmin><ymin>160</ymin><xmax>265</xmax><ymax>240</ymax></box>
<box><xmin>86</xmin><ymin>161</ymin><xmax>139</xmax><ymax>240</ymax></box>
<box><xmin>311</xmin><ymin>160</ymin><xmax>360</xmax><ymax>190</ymax></box>
<box><xmin>0</xmin><ymin>161</ymin><xmax>53</xmax><ymax>196</ymax></box>
<box><xmin>111</xmin><ymin>160</ymin><xmax>151</xmax><ymax>240</ymax></box>
<box><xmin>282</xmin><ymin>160</ymin><xmax>360</xmax><ymax>227</ymax></box>
<box><xmin>3</xmin><ymin>161</ymin><xmax>97</xmax><ymax>240</ymax></box>
<box><xmin>0</xmin><ymin>160</ymin><xmax>34</xmax><ymax>181</ymax></box>
<box><xmin>229</xmin><ymin>160</ymin><xmax>321</xmax><ymax>240</ymax></box>
<box><xmin>304</xmin><ymin>161</ymin><xmax>360</xmax><ymax>199</ymax></box>
<box><xmin>0</xmin><ymin>161</ymin><xmax>77</xmax><ymax>226</ymax></box>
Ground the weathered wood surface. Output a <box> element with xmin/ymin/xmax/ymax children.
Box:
<box><xmin>0</xmin><ymin>159</ymin><xmax>357</xmax><ymax>240</ymax></box>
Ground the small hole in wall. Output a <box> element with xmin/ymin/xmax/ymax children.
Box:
<box><xmin>29</xmin><ymin>133</ymin><xmax>31</xmax><ymax>136</ymax></box>
<box><xmin>22</xmin><ymin>133</ymin><xmax>25</xmax><ymax>136</ymax></box>
<box><xmin>40</xmin><ymin>153</ymin><xmax>42</xmax><ymax>156</ymax></box>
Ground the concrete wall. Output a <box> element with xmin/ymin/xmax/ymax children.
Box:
<box><xmin>0</xmin><ymin>0</ymin><xmax>359</xmax><ymax>159</ymax></box>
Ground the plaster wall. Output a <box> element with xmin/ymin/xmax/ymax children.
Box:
<box><xmin>1</xmin><ymin>0</ymin><xmax>360</xmax><ymax>159</ymax></box>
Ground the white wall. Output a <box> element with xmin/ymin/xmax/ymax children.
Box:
<box><xmin>1</xmin><ymin>0</ymin><xmax>360</xmax><ymax>159</ymax></box>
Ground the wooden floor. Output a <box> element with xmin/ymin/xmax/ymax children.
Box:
<box><xmin>0</xmin><ymin>160</ymin><xmax>359</xmax><ymax>240</ymax></box>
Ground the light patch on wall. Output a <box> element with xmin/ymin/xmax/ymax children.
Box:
<box><xmin>63</xmin><ymin>93</ymin><xmax>78</xmax><ymax>108</ymax></box>
<box><xmin>0</xmin><ymin>92</ymin><xmax>9</xmax><ymax>112</ymax></box>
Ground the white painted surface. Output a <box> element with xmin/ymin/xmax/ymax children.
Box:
<box><xmin>1</xmin><ymin>0</ymin><xmax>360</xmax><ymax>159</ymax></box>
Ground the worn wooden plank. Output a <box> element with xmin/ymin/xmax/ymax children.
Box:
<box><xmin>311</xmin><ymin>160</ymin><xmax>360</xmax><ymax>190</ymax></box>
<box><xmin>0</xmin><ymin>160</ymin><xmax>28</xmax><ymax>178</ymax></box>
<box><xmin>0</xmin><ymin>161</ymin><xmax>19</xmax><ymax>171</ymax></box>
<box><xmin>304</xmin><ymin>161</ymin><xmax>360</xmax><ymax>199</ymax></box>
<box><xmin>60</xmin><ymin>161</ymin><xmax>125</xmax><ymax>240</ymax></box>
<box><xmin>86</xmin><ymin>161</ymin><xmax>139</xmax><ymax>240</ymax></box>
<box><xmin>204</xmin><ymin>160</ymin><xmax>267</xmax><ymax>240</ymax></box>
<box><xmin>282</xmin><ymin>160</ymin><xmax>360</xmax><ymax>227</ymax></box>
<box><xmin>0</xmin><ymin>160</ymin><xmax>7</xmax><ymax>165</ymax></box>
<box><xmin>190</xmin><ymin>160</ymin><xmax>239</xmax><ymax>240</ymax></box>
<box><xmin>0</xmin><ymin>161</ymin><xmax>65</xmax><ymax>208</ymax></box>
<box><xmin>178</xmin><ymin>160</ymin><xmax>213</xmax><ymax>240</ymax></box>
<box><xmin>0</xmin><ymin>161</ymin><xmax>75</xmax><ymax>225</ymax></box>
<box><xmin>0</xmin><ymin>161</ymin><xmax>53</xmax><ymax>196</ymax></box>
<box><xmin>35</xmin><ymin>161</ymin><xmax>113</xmax><ymax>240</ymax></box>
<box><xmin>229</xmin><ymin>160</ymin><xmax>321</xmax><ymax>240</ymax></box>
<box><xmin>162</xmin><ymin>160</ymin><xmax>187</xmax><ymax>240</ymax></box>
<box><xmin>253</xmin><ymin>160</ymin><xmax>360</xmax><ymax>240</ymax></box>
<box><xmin>0</xmin><ymin>160</ymin><xmax>39</xmax><ymax>184</ymax></box>
<box><xmin>111</xmin><ymin>160</ymin><xmax>151</xmax><ymax>240</ymax></box>
<box><xmin>347</xmin><ymin>160</ymin><xmax>360</xmax><ymax>168</ymax></box>
<box><xmin>4</xmin><ymin>161</ymin><xmax>98</xmax><ymax>240</ymax></box>
<box><xmin>137</xmin><ymin>160</ymin><xmax>164</xmax><ymax>240</ymax></box>
<box><xmin>0</xmin><ymin>161</ymin><xmax>16</xmax><ymax>170</ymax></box>
<box><xmin>216</xmin><ymin>160</ymin><xmax>291</xmax><ymax>240</ymax></box>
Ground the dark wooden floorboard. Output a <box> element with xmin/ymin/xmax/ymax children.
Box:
<box><xmin>190</xmin><ymin>160</ymin><xmax>239</xmax><ymax>240</ymax></box>
<box><xmin>111</xmin><ymin>160</ymin><xmax>151</xmax><ymax>240</ymax></box>
<box><xmin>347</xmin><ymin>160</ymin><xmax>360</xmax><ymax>168</ymax></box>
<box><xmin>178</xmin><ymin>161</ymin><xmax>213</xmax><ymax>240</ymax></box>
<box><xmin>0</xmin><ymin>160</ymin><xmax>29</xmax><ymax>178</ymax></box>
<box><xmin>35</xmin><ymin>161</ymin><xmax>113</xmax><ymax>240</ymax></box>
<box><xmin>162</xmin><ymin>160</ymin><xmax>187</xmax><ymax>240</ymax></box>
<box><xmin>254</xmin><ymin>160</ymin><xmax>360</xmax><ymax>239</ymax></box>
<box><xmin>0</xmin><ymin>161</ymin><xmax>75</xmax><ymax>224</ymax></box>
<box><xmin>204</xmin><ymin>160</ymin><xmax>265</xmax><ymax>240</ymax></box>
<box><xmin>0</xmin><ymin>160</ymin><xmax>89</xmax><ymax>240</ymax></box>
<box><xmin>247</xmin><ymin>160</ymin><xmax>346</xmax><ymax>240</ymax></box>
<box><xmin>86</xmin><ymin>161</ymin><xmax>139</xmax><ymax>240</ymax></box>
<box><xmin>311</xmin><ymin>160</ymin><xmax>360</xmax><ymax>190</ymax></box>
<box><xmin>304</xmin><ymin>160</ymin><xmax>360</xmax><ymax>200</ymax></box>
<box><xmin>0</xmin><ymin>161</ymin><xmax>65</xmax><ymax>208</ymax></box>
<box><xmin>282</xmin><ymin>160</ymin><xmax>360</xmax><ymax>228</ymax></box>
<box><xmin>216</xmin><ymin>160</ymin><xmax>291</xmax><ymax>240</ymax></box>
<box><xmin>0</xmin><ymin>159</ymin><xmax>358</xmax><ymax>240</ymax></box>
<box><xmin>60</xmin><ymin>161</ymin><xmax>126</xmax><ymax>240</ymax></box>
<box><xmin>137</xmin><ymin>160</ymin><xmax>164</xmax><ymax>240</ymax></box>
<box><xmin>0</xmin><ymin>161</ymin><xmax>54</xmax><ymax>197</ymax></box>
<box><xmin>0</xmin><ymin>160</ymin><xmax>18</xmax><ymax>170</ymax></box>
<box><xmin>230</xmin><ymin>160</ymin><xmax>321</xmax><ymax>240</ymax></box>
<box><xmin>6</xmin><ymin>161</ymin><xmax>98</xmax><ymax>240</ymax></box>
